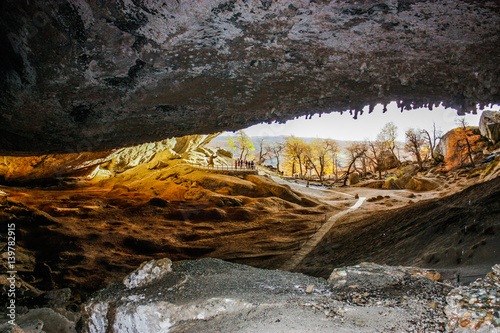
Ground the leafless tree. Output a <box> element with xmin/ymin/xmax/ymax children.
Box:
<box><xmin>422</xmin><ymin>122</ymin><xmax>443</xmax><ymax>163</ymax></box>
<box><xmin>405</xmin><ymin>128</ymin><xmax>425</xmax><ymax>171</ymax></box>
<box><xmin>265</xmin><ymin>142</ymin><xmax>285</xmax><ymax>173</ymax></box>
<box><xmin>344</xmin><ymin>142</ymin><xmax>367</xmax><ymax>185</ymax></box>
<box><xmin>365</xmin><ymin>140</ymin><xmax>385</xmax><ymax>179</ymax></box>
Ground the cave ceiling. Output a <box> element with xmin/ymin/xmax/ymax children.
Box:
<box><xmin>1</xmin><ymin>0</ymin><xmax>499</xmax><ymax>154</ymax></box>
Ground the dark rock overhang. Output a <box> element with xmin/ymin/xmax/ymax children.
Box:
<box><xmin>1</xmin><ymin>0</ymin><xmax>499</xmax><ymax>154</ymax></box>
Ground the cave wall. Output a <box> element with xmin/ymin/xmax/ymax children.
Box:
<box><xmin>1</xmin><ymin>0</ymin><xmax>499</xmax><ymax>153</ymax></box>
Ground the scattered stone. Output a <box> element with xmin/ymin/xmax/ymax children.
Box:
<box><xmin>305</xmin><ymin>285</ymin><xmax>315</xmax><ymax>294</ymax></box>
<box><xmin>328</xmin><ymin>263</ymin><xmax>449</xmax><ymax>332</ymax></box>
<box><xmin>83</xmin><ymin>258</ymin><xmax>449</xmax><ymax>332</ymax></box>
<box><xmin>445</xmin><ymin>264</ymin><xmax>500</xmax><ymax>332</ymax></box>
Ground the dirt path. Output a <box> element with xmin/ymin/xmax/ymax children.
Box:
<box><xmin>280</xmin><ymin>196</ymin><xmax>366</xmax><ymax>272</ymax></box>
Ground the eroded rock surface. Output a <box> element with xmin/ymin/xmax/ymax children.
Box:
<box><xmin>0</xmin><ymin>133</ymin><xmax>225</xmax><ymax>183</ymax></box>
<box><xmin>1</xmin><ymin>0</ymin><xmax>499</xmax><ymax>153</ymax></box>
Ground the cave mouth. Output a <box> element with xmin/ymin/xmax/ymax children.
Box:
<box><xmin>1</xmin><ymin>0</ymin><xmax>500</xmax><ymax>329</ymax></box>
<box><xmin>1</xmin><ymin>107</ymin><xmax>499</xmax><ymax>300</ymax></box>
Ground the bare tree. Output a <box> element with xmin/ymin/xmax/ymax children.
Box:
<box><xmin>256</xmin><ymin>138</ymin><xmax>271</xmax><ymax>165</ymax></box>
<box><xmin>331</xmin><ymin>149</ymin><xmax>341</xmax><ymax>181</ymax></box>
<box><xmin>265</xmin><ymin>142</ymin><xmax>285</xmax><ymax>173</ymax></box>
<box><xmin>228</xmin><ymin>130</ymin><xmax>255</xmax><ymax>160</ymax></box>
<box><xmin>448</xmin><ymin>118</ymin><xmax>481</xmax><ymax>168</ymax></box>
<box><xmin>405</xmin><ymin>128</ymin><xmax>425</xmax><ymax>171</ymax></box>
<box><xmin>422</xmin><ymin>122</ymin><xmax>443</xmax><ymax>163</ymax></box>
<box><xmin>377</xmin><ymin>122</ymin><xmax>399</xmax><ymax>158</ymax></box>
<box><xmin>365</xmin><ymin>140</ymin><xmax>385</xmax><ymax>179</ymax></box>
<box><xmin>344</xmin><ymin>142</ymin><xmax>367</xmax><ymax>185</ymax></box>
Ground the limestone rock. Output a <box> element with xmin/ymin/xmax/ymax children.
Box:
<box><xmin>357</xmin><ymin>180</ymin><xmax>384</xmax><ymax>189</ymax></box>
<box><xmin>482</xmin><ymin>156</ymin><xmax>500</xmax><ymax>181</ymax></box>
<box><xmin>123</xmin><ymin>258</ymin><xmax>172</xmax><ymax>289</ymax></box>
<box><xmin>216</xmin><ymin>148</ymin><xmax>233</xmax><ymax>159</ymax></box>
<box><xmin>0</xmin><ymin>152</ymin><xmax>111</xmax><ymax>184</ymax></box>
<box><xmin>395</xmin><ymin>175</ymin><xmax>412</xmax><ymax>189</ymax></box>
<box><xmin>436</xmin><ymin>126</ymin><xmax>482</xmax><ymax>159</ymax></box>
<box><xmin>0</xmin><ymin>133</ymin><xmax>223</xmax><ymax>182</ymax></box>
<box><xmin>479</xmin><ymin>111</ymin><xmax>500</xmax><ymax>144</ymax></box>
<box><xmin>401</xmin><ymin>165</ymin><xmax>420</xmax><ymax>177</ymax></box>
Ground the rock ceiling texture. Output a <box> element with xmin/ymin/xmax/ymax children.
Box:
<box><xmin>1</xmin><ymin>0</ymin><xmax>499</xmax><ymax>154</ymax></box>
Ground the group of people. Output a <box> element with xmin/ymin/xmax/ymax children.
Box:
<box><xmin>235</xmin><ymin>159</ymin><xmax>255</xmax><ymax>169</ymax></box>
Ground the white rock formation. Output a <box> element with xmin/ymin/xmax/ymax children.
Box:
<box><xmin>123</xmin><ymin>258</ymin><xmax>172</xmax><ymax>289</ymax></box>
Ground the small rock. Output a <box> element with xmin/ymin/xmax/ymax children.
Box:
<box><xmin>305</xmin><ymin>285</ymin><xmax>315</xmax><ymax>294</ymax></box>
<box><xmin>428</xmin><ymin>302</ymin><xmax>439</xmax><ymax>309</ymax></box>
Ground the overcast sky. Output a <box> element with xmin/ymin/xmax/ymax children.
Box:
<box><xmin>227</xmin><ymin>102</ymin><xmax>500</xmax><ymax>142</ymax></box>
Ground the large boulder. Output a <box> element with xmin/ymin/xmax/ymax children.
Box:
<box><xmin>479</xmin><ymin>110</ymin><xmax>500</xmax><ymax>144</ymax></box>
<box><xmin>382</xmin><ymin>177</ymin><xmax>399</xmax><ymax>189</ymax></box>
<box><xmin>348</xmin><ymin>172</ymin><xmax>360</xmax><ymax>185</ymax></box>
<box><xmin>436</xmin><ymin>126</ymin><xmax>482</xmax><ymax>159</ymax></box>
<box><xmin>376</xmin><ymin>151</ymin><xmax>400</xmax><ymax>171</ymax></box>
<box><xmin>405</xmin><ymin>177</ymin><xmax>439</xmax><ymax>191</ymax></box>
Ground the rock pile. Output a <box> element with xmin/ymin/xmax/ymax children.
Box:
<box><xmin>445</xmin><ymin>264</ymin><xmax>500</xmax><ymax>332</ymax></box>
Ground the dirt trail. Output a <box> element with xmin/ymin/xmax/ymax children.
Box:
<box><xmin>280</xmin><ymin>196</ymin><xmax>366</xmax><ymax>272</ymax></box>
